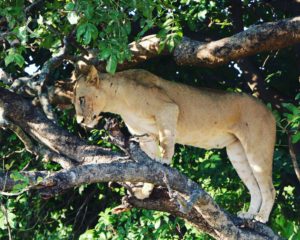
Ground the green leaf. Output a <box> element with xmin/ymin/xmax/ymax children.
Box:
<box><xmin>10</xmin><ymin>171</ymin><xmax>29</xmax><ymax>192</ymax></box>
<box><xmin>67</xmin><ymin>11</ymin><xmax>79</xmax><ymax>25</ymax></box>
<box><xmin>77</xmin><ymin>24</ymin><xmax>86</xmax><ymax>41</ymax></box>
<box><xmin>292</xmin><ymin>132</ymin><xmax>300</xmax><ymax>144</ymax></box>
<box><xmin>37</xmin><ymin>176</ymin><xmax>44</xmax><ymax>183</ymax></box>
<box><xmin>197</xmin><ymin>10</ymin><xmax>207</xmax><ymax>20</ymax></box>
<box><xmin>83</xmin><ymin>29</ymin><xmax>92</xmax><ymax>44</ymax></box>
<box><xmin>16</xmin><ymin>26</ymin><xmax>27</xmax><ymax>44</ymax></box>
<box><xmin>106</xmin><ymin>55</ymin><xmax>117</xmax><ymax>74</ymax></box>
<box><xmin>0</xmin><ymin>212</ymin><xmax>5</xmax><ymax>230</ymax></box>
<box><xmin>282</xmin><ymin>103</ymin><xmax>300</xmax><ymax>115</ymax></box>
<box><xmin>154</xmin><ymin>219</ymin><xmax>161</xmax><ymax>229</ymax></box>
<box><xmin>4</xmin><ymin>54</ymin><xmax>15</xmax><ymax>66</ymax></box>
<box><xmin>99</xmin><ymin>48</ymin><xmax>111</xmax><ymax>60</ymax></box>
<box><xmin>65</xmin><ymin>2</ymin><xmax>75</xmax><ymax>11</ymax></box>
<box><xmin>85</xmin><ymin>5</ymin><xmax>94</xmax><ymax>20</ymax></box>
<box><xmin>10</xmin><ymin>171</ymin><xmax>26</xmax><ymax>181</ymax></box>
<box><xmin>4</xmin><ymin>52</ymin><xmax>24</xmax><ymax>67</ymax></box>
<box><xmin>12</xmin><ymin>183</ymin><xmax>26</xmax><ymax>192</ymax></box>
<box><xmin>77</xmin><ymin>23</ymin><xmax>98</xmax><ymax>45</ymax></box>
<box><xmin>79</xmin><ymin>229</ymin><xmax>95</xmax><ymax>240</ymax></box>
<box><xmin>14</xmin><ymin>54</ymin><xmax>25</xmax><ymax>67</ymax></box>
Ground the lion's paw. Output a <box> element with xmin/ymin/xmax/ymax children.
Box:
<box><xmin>130</xmin><ymin>183</ymin><xmax>154</xmax><ymax>200</ymax></box>
<box><xmin>237</xmin><ymin>211</ymin><xmax>268</xmax><ymax>223</ymax></box>
<box><xmin>154</xmin><ymin>157</ymin><xmax>171</xmax><ymax>165</ymax></box>
<box><xmin>254</xmin><ymin>213</ymin><xmax>268</xmax><ymax>223</ymax></box>
<box><xmin>237</xmin><ymin>211</ymin><xmax>255</xmax><ymax>220</ymax></box>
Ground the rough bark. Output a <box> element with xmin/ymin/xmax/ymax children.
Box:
<box><xmin>174</xmin><ymin>16</ymin><xmax>300</xmax><ymax>66</ymax></box>
<box><xmin>101</xmin><ymin>16</ymin><xmax>300</xmax><ymax>71</ymax></box>
<box><xmin>0</xmin><ymin>88</ymin><xmax>119</xmax><ymax>164</ymax></box>
<box><xmin>0</xmin><ymin>157</ymin><xmax>281</xmax><ymax>240</ymax></box>
<box><xmin>125</xmin><ymin>188</ymin><xmax>282</xmax><ymax>240</ymax></box>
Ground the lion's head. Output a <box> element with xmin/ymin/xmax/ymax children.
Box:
<box><xmin>73</xmin><ymin>63</ymin><xmax>106</xmax><ymax>128</ymax></box>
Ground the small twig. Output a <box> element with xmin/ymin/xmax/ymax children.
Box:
<box><xmin>0</xmin><ymin>188</ymin><xmax>29</xmax><ymax>197</ymax></box>
<box><xmin>2</xmin><ymin>149</ymin><xmax>26</xmax><ymax>160</ymax></box>
<box><xmin>3</xmin><ymin>121</ymin><xmax>35</xmax><ymax>155</ymax></box>
<box><xmin>73</xmin><ymin>188</ymin><xmax>97</xmax><ymax>228</ymax></box>
<box><xmin>69</xmin><ymin>37</ymin><xmax>89</xmax><ymax>56</ymax></box>
<box><xmin>0</xmin><ymin>203</ymin><xmax>13</xmax><ymax>240</ymax></box>
<box><xmin>36</xmin><ymin>36</ymin><xmax>69</xmax><ymax>122</ymax></box>
<box><xmin>261</xmin><ymin>54</ymin><xmax>270</xmax><ymax>69</ymax></box>
<box><xmin>21</xmin><ymin>159</ymin><xmax>31</xmax><ymax>171</ymax></box>
<box><xmin>288</xmin><ymin>133</ymin><xmax>300</xmax><ymax>182</ymax></box>
<box><xmin>1</xmin><ymin>99</ymin><xmax>76</xmax><ymax>169</ymax></box>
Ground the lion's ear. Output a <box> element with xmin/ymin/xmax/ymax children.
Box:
<box><xmin>87</xmin><ymin>65</ymin><xmax>98</xmax><ymax>80</ymax></box>
<box><xmin>86</xmin><ymin>65</ymin><xmax>100</xmax><ymax>87</ymax></box>
<box><xmin>74</xmin><ymin>61</ymin><xmax>98</xmax><ymax>75</ymax></box>
<box><xmin>74</xmin><ymin>61</ymin><xmax>90</xmax><ymax>77</ymax></box>
<box><xmin>73</xmin><ymin>62</ymin><xmax>100</xmax><ymax>86</ymax></box>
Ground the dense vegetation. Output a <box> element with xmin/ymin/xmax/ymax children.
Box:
<box><xmin>0</xmin><ymin>0</ymin><xmax>299</xmax><ymax>239</ymax></box>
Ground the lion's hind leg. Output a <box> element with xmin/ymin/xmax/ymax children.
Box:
<box><xmin>244</xmin><ymin>151</ymin><xmax>275</xmax><ymax>223</ymax></box>
<box><xmin>226</xmin><ymin>140</ymin><xmax>262</xmax><ymax>219</ymax></box>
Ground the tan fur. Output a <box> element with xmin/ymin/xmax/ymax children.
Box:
<box><xmin>73</xmin><ymin>65</ymin><xmax>276</xmax><ymax>223</ymax></box>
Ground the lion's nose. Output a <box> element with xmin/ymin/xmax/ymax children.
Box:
<box><xmin>76</xmin><ymin>115</ymin><xmax>84</xmax><ymax>124</ymax></box>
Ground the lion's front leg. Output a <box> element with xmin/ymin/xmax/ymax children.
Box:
<box><xmin>129</xmin><ymin>136</ymin><xmax>160</xmax><ymax>200</ymax></box>
<box><xmin>155</xmin><ymin>103</ymin><xmax>179</xmax><ymax>165</ymax></box>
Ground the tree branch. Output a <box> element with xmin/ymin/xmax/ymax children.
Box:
<box><xmin>174</xmin><ymin>16</ymin><xmax>300</xmax><ymax>67</ymax></box>
<box><xmin>0</xmin><ymin>87</ymin><xmax>120</xmax><ymax>164</ymax></box>
<box><xmin>288</xmin><ymin>133</ymin><xmax>300</xmax><ymax>182</ymax></box>
<box><xmin>100</xmin><ymin>16</ymin><xmax>300</xmax><ymax>71</ymax></box>
<box><xmin>125</xmin><ymin>188</ymin><xmax>282</xmax><ymax>240</ymax></box>
<box><xmin>0</xmin><ymin>156</ymin><xmax>281</xmax><ymax>239</ymax></box>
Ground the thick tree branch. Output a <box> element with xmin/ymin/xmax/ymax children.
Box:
<box><xmin>125</xmin><ymin>188</ymin><xmax>282</xmax><ymax>240</ymax></box>
<box><xmin>0</xmin><ymin>88</ymin><xmax>120</xmax><ymax>164</ymax></box>
<box><xmin>124</xmin><ymin>188</ymin><xmax>218</xmax><ymax>238</ymax></box>
<box><xmin>174</xmin><ymin>16</ymin><xmax>300</xmax><ymax>66</ymax></box>
<box><xmin>0</xmin><ymin>157</ymin><xmax>281</xmax><ymax>240</ymax></box>
<box><xmin>98</xmin><ymin>16</ymin><xmax>300</xmax><ymax>70</ymax></box>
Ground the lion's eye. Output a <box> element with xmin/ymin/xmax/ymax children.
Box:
<box><xmin>79</xmin><ymin>96</ymin><xmax>85</xmax><ymax>106</ymax></box>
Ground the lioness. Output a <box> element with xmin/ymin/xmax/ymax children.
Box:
<box><xmin>73</xmin><ymin>64</ymin><xmax>276</xmax><ymax>223</ymax></box>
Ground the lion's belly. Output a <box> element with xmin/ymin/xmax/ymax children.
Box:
<box><xmin>176</xmin><ymin>131</ymin><xmax>236</xmax><ymax>150</ymax></box>
<box><xmin>122</xmin><ymin>114</ymin><xmax>236</xmax><ymax>150</ymax></box>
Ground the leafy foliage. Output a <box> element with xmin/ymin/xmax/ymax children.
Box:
<box><xmin>0</xmin><ymin>0</ymin><xmax>299</xmax><ymax>239</ymax></box>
